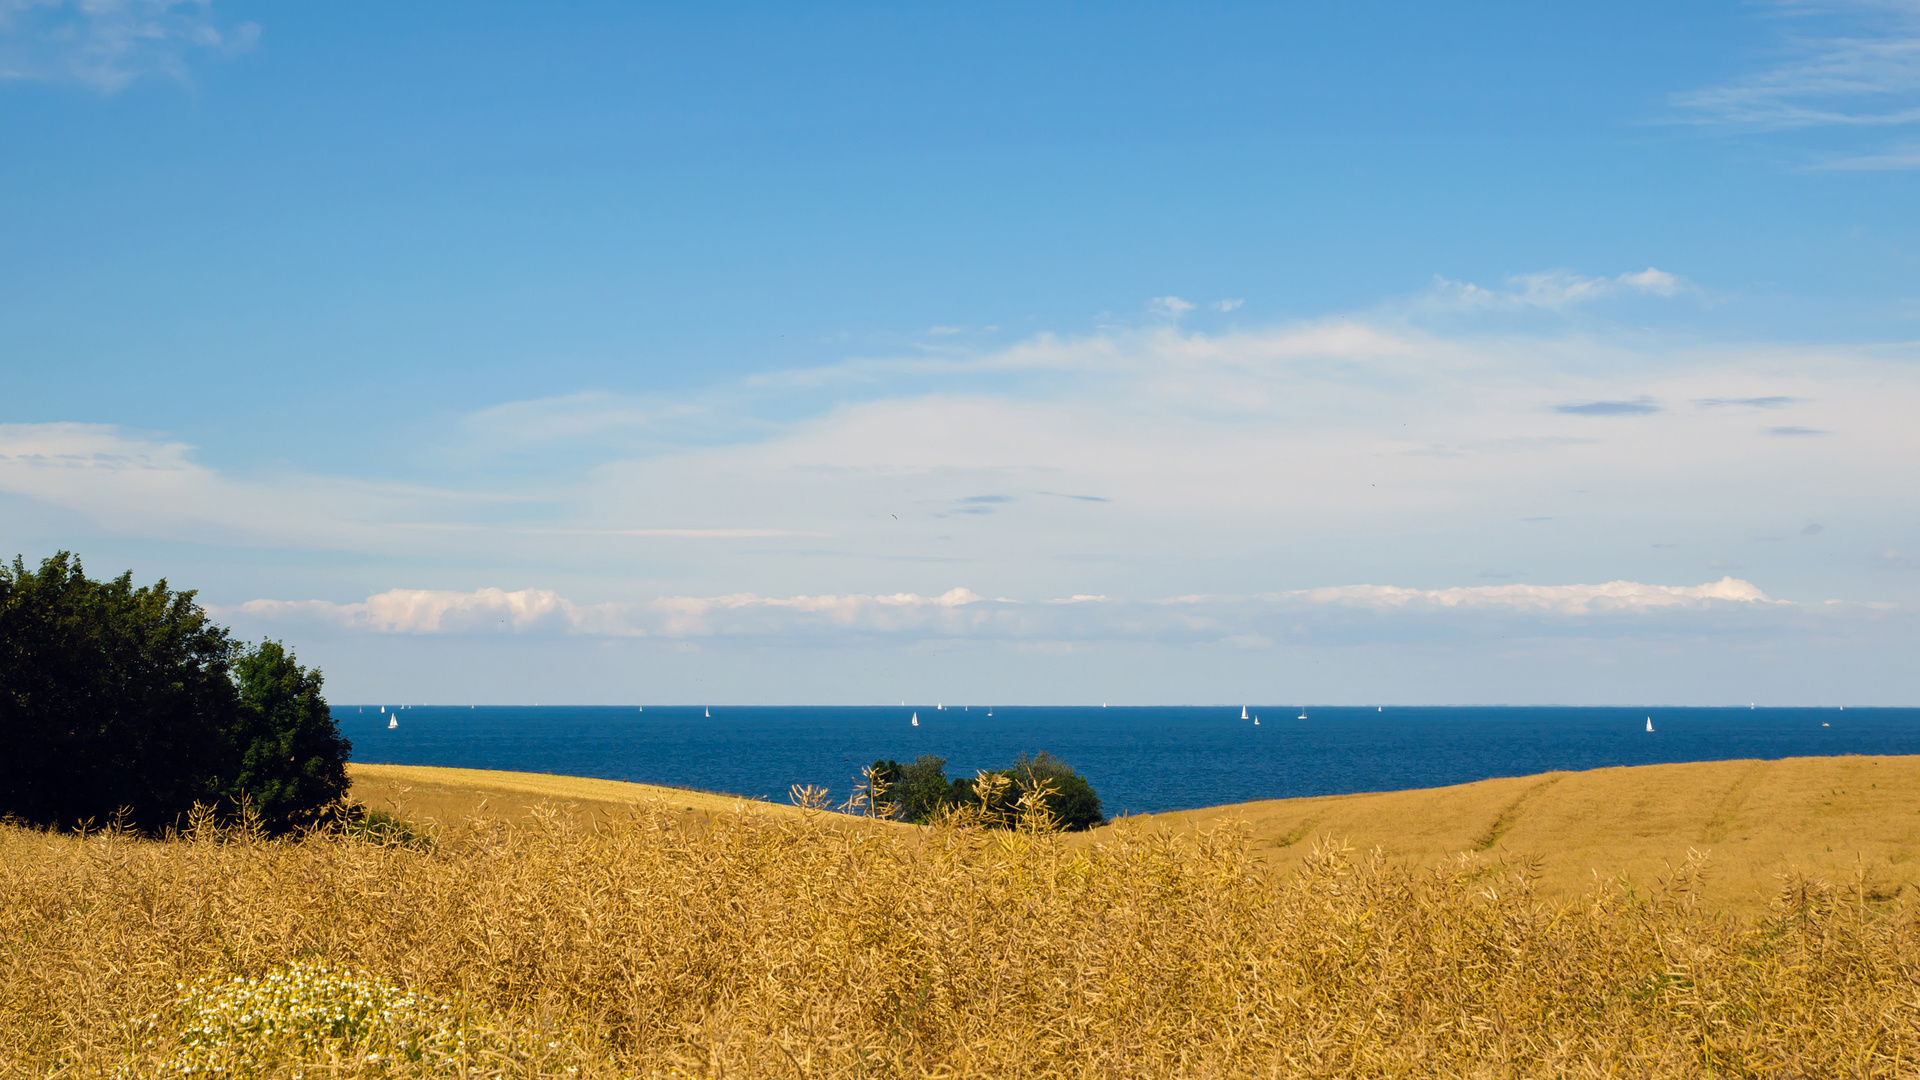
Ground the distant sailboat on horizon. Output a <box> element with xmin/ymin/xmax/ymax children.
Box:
<box><xmin>1240</xmin><ymin>706</ymin><xmax>1248</xmax><ymax>720</ymax></box>
<box><xmin>1253</xmin><ymin>714</ymin><xmax>1260</xmax><ymax>726</ymax></box>
<box><xmin>704</xmin><ymin>707</ymin><xmax>710</xmax><ymax>718</ymax></box>
<box><xmin>1646</xmin><ymin>717</ymin><xmax>1654</xmax><ymax>732</ymax></box>
<box><xmin>911</xmin><ymin>712</ymin><xmax>918</xmax><ymax>726</ymax></box>
<box><xmin>388</xmin><ymin>715</ymin><xmax>397</xmax><ymax>730</ymax></box>
<box><xmin>1297</xmin><ymin>708</ymin><xmax>1308</xmax><ymax>720</ymax></box>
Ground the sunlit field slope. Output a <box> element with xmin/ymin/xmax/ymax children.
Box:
<box><xmin>348</xmin><ymin>761</ymin><xmax>806</xmax><ymax>823</ymax></box>
<box><xmin>1124</xmin><ymin>754</ymin><xmax>1920</xmax><ymax>915</ymax></box>
<box><xmin>5</xmin><ymin>757</ymin><xmax>1919</xmax><ymax>1077</ymax></box>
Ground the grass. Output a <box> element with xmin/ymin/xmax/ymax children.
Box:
<box><xmin>347</xmin><ymin>763</ymin><xmax>804</xmax><ymax>827</ymax></box>
<box><xmin>1123</xmin><ymin>754</ymin><xmax>1920</xmax><ymax>915</ymax></box>
<box><xmin>3</xmin><ymin>757</ymin><xmax>1918</xmax><ymax>1077</ymax></box>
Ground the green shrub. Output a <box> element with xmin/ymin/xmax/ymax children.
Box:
<box><xmin>868</xmin><ymin>750</ymin><xmax>1105</xmax><ymax>830</ymax></box>
<box><xmin>0</xmin><ymin>552</ymin><xmax>352</xmax><ymax>835</ymax></box>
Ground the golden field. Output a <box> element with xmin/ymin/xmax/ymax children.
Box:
<box><xmin>355</xmin><ymin>754</ymin><xmax>1920</xmax><ymax>917</ymax></box>
<box><xmin>1125</xmin><ymin>754</ymin><xmax>1920</xmax><ymax>916</ymax></box>
<box><xmin>3</xmin><ymin>756</ymin><xmax>1918</xmax><ymax>1078</ymax></box>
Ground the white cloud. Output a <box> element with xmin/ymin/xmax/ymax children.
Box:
<box><xmin>230</xmin><ymin>586</ymin><xmax>1001</xmax><ymax>639</ymax></box>
<box><xmin>1213</xmin><ymin>298</ymin><xmax>1244</xmax><ymax>312</ymax></box>
<box><xmin>1432</xmin><ymin>267</ymin><xmax>1686</xmax><ymax>309</ymax></box>
<box><xmin>1274</xmin><ymin>576</ymin><xmax>1777</xmax><ymax>615</ymax></box>
<box><xmin>0</xmin><ymin>0</ymin><xmax>258</xmax><ymax>92</ymax></box>
<box><xmin>1148</xmin><ymin>295</ymin><xmax>1195</xmax><ymax>317</ymax></box>
<box><xmin>225</xmin><ymin>576</ymin><xmax>1796</xmax><ymax>645</ymax></box>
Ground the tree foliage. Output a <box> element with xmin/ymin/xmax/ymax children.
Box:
<box><xmin>0</xmin><ymin>552</ymin><xmax>351</xmax><ymax>834</ymax></box>
<box><xmin>868</xmin><ymin>750</ymin><xmax>1104</xmax><ymax>830</ymax></box>
<box><xmin>225</xmin><ymin>640</ymin><xmax>353</xmax><ymax>833</ymax></box>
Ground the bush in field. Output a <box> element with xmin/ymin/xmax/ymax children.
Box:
<box><xmin>870</xmin><ymin>750</ymin><xmax>1104</xmax><ymax>830</ymax></box>
<box><xmin>0</xmin><ymin>551</ymin><xmax>350</xmax><ymax>834</ymax></box>
<box><xmin>952</xmin><ymin>751</ymin><xmax>1105</xmax><ymax>830</ymax></box>
<box><xmin>867</xmin><ymin>753</ymin><xmax>960</xmax><ymax>822</ymax></box>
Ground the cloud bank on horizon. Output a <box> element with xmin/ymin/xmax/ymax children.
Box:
<box><xmin>222</xmin><ymin>576</ymin><xmax>1788</xmax><ymax>641</ymax></box>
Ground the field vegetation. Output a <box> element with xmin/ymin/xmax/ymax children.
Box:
<box><xmin>6</xmin><ymin>759</ymin><xmax>1920</xmax><ymax>1077</ymax></box>
<box><xmin>1135</xmin><ymin>753</ymin><xmax>1920</xmax><ymax>917</ymax></box>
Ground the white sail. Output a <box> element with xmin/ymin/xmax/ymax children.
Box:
<box><xmin>387</xmin><ymin>716</ymin><xmax>397</xmax><ymax>729</ymax></box>
<box><xmin>911</xmin><ymin>711</ymin><xmax>918</xmax><ymax>726</ymax></box>
<box><xmin>1253</xmin><ymin>715</ymin><xmax>1259</xmax><ymax>726</ymax></box>
<box><xmin>1646</xmin><ymin>717</ymin><xmax>1654</xmax><ymax>732</ymax></box>
<box><xmin>1241</xmin><ymin>706</ymin><xmax>1248</xmax><ymax>720</ymax></box>
<box><xmin>704</xmin><ymin>707</ymin><xmax>710</xmax><ymax>718</ymax></box>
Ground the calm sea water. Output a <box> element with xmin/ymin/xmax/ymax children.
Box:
<box><xmin>339</xmin><ymin>705</ymin><xmax>1920</xmax><ymax>816</ymax></box>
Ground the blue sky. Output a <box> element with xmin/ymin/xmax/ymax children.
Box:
<box><xmin>3</xmin><ymin>0</ymin><xmax>1917</xmax><ymax>704</ymax></box>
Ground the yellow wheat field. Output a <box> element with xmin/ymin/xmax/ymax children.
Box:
<box><xmin>5</xmin><ymin>775</ymin><xmax>1920</xmax><ymax>1078</ymax></box>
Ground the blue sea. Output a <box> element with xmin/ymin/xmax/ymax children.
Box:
<box><xmin>340</xmin><ymin>705</ymin><xmax>1920</xmax><ymax>816</ymax></box>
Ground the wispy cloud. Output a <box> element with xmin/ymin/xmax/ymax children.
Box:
<box><xmin>1554</xmin><ymin>396</ymin><xmax>1661</xmax><ymax>417</ymax></box>
<box><xmin>1695</xmin><ymin>395</ymin><xmax>1806</xmax><ymax>408</ymax></box>
<box><xmin>1671</xmin><ymin>4</ymin><xmax>1920</xmax><ymax>130</ymax></box>
<box><xmin>0</xmin><ymin>0</ymin><xmax>258</xmax><ymax>92</ymax></box>
<box><xmin>1669</xmin><ymin>2</ymin><xmax>1920</xmax><ymax>168</ymax></box>
<box><xmin>1430</xmin><ymin>267</ymin><xmax>1685</xmax><ymax>310</ymax></box>
<box><xmin>1148</xmin><ymin>295</ymin><xmax>1195</xmax><ymax>317</ymax></box>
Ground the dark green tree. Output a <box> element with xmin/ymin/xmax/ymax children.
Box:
<box><xmin>0</xmin><ymin>552</ymin><xmax>353</xmax><ymax>835</ymax></box>
<box><xmin>869</xmin><ymin>749</ymin><xmax>1105</xmax><ymax>831</ymax></box>
<box><xmin>224</xmin><ymin>640</ymin><xmax>352</xmax><ymax>834</ymax></box>
<box><xmin>0</xmin><ymin>552</ymin><xmax>237</xmax><ymax>832</ymax></box>
<box><xmin>951</xmin><ymin>751</ymin><xmax>1105</xmax><ymax>831</ymax></box>
<box><xmin>867</xmin><ymin>754</ymin><xmax>959</xmax><ymax>823</ymax></box>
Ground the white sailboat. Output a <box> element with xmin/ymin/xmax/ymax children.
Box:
<box><xmin>388</xmin><ymin>715</ymin><xmax>398</xmax><ymax>729</ymax></box>
<box><xmin>1297</xmin><ymin>708</ymin><xmax>1308</xmax><ymax>720</ymax></box>
<box><xmin>1253</xmin><ymin>714</ymin><xmax>1260</xmax><ymax>726</ymax></box>
<box><xmin>704</xmin><ymin>707</ymin><xmax>710</xmax><ymax>718</ymax></box>
<box><xmin>1240</xmin><ymin>706</ymin><xmax>1248</xmax><ymax>720</ymax></box>
<box><xmin>1646</xmin><ymin>717</ymin><xmax>1654</xmax><ymax>732</ymax></box>
<box><xmin>911</xmin><ymin>712</ymin><xmax>919</xmax><ymax>726</ymax></box>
